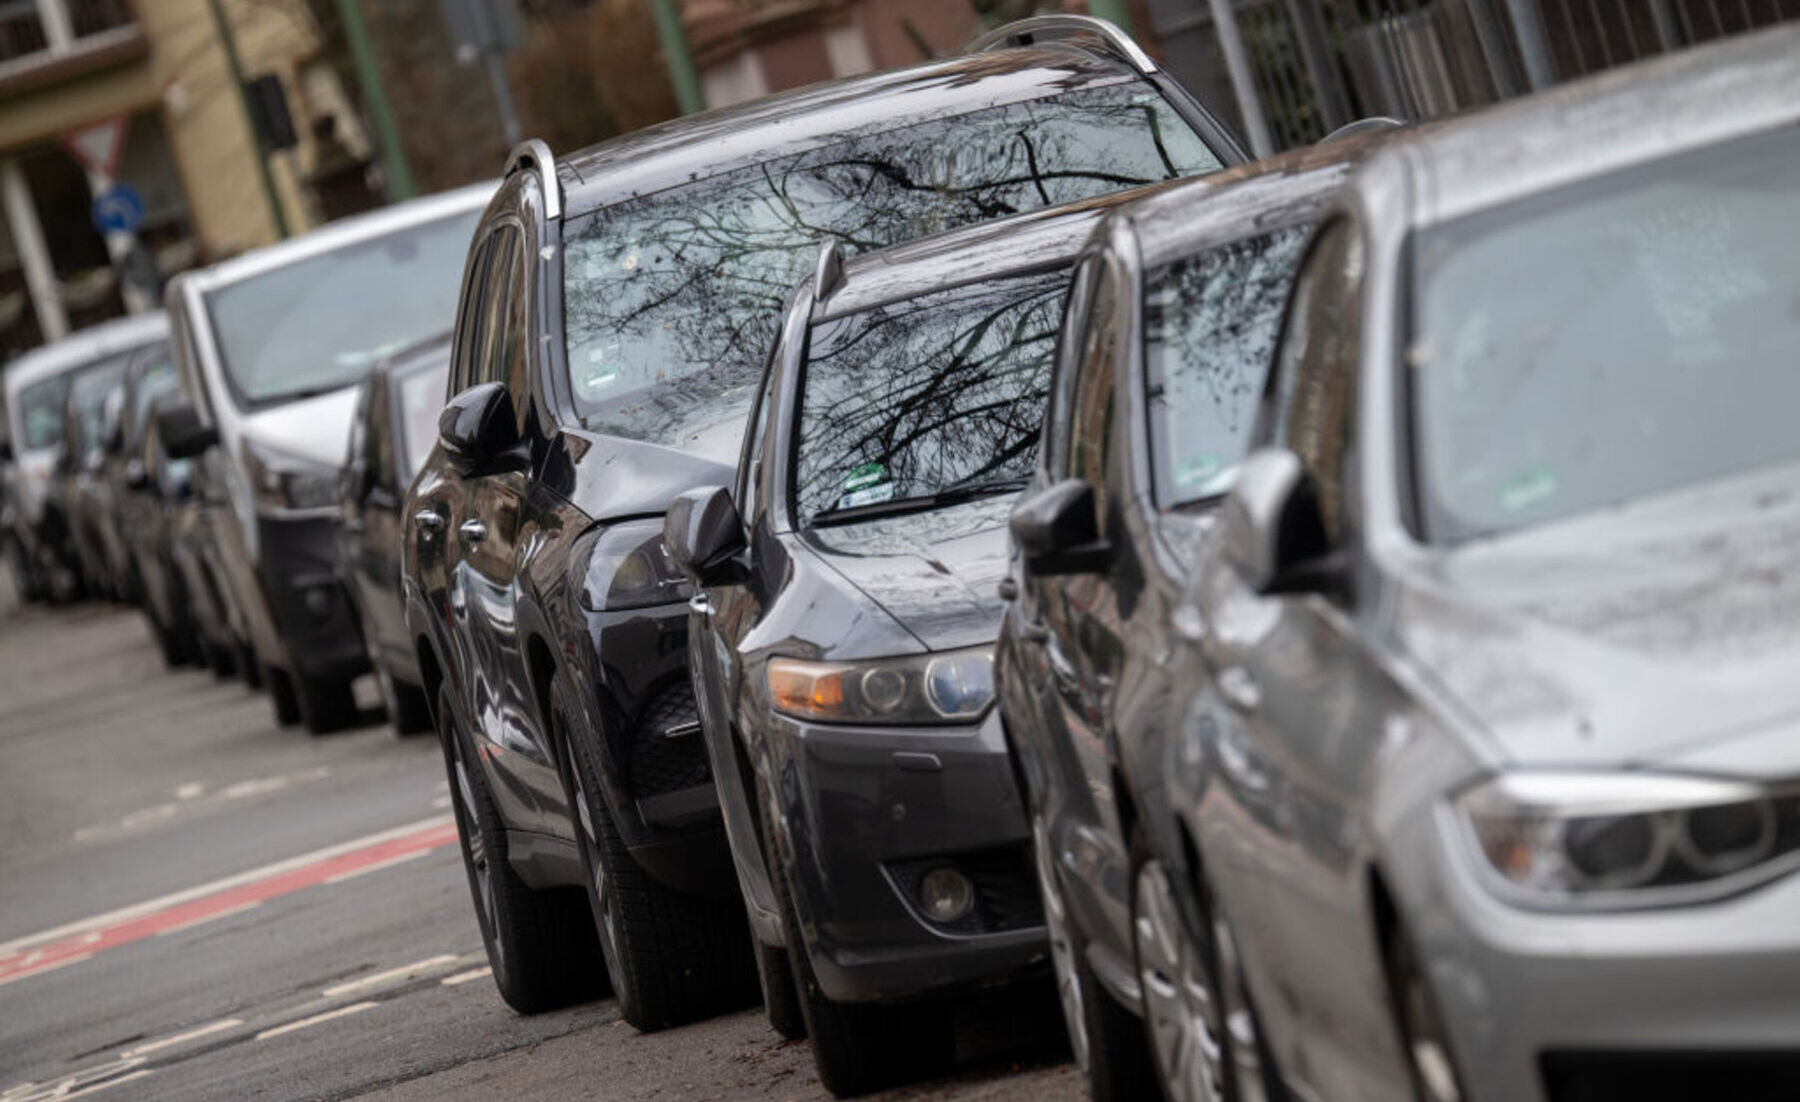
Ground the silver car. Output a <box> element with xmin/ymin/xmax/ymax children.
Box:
<box><xmin>1166</xmin><ymin>25</ymin><xmax>1800</xmax><ymax>1102</ymax></box>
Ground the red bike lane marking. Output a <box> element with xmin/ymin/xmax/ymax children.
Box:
<box><xmin>0</xmin><ymin>819</ymin><xmax>461</xmax><ymax>989</ymax></box>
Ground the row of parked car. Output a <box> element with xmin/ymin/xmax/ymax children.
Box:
<box><xmin>6</xmin><ymin>15</ymin><xmax>1798</xmax><ymax>1102</ymax></box>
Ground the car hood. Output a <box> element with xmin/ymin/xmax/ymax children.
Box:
<box><xmin>556</xmin><ymin>429</ymin><xmax>738</xmax><ymax>522</ymax></box>
<box><xmin>1393</xmin><ymin>463</ymin><xmax>1800</xmax><ymax>775</ymax></box>
<box><xmin>241</xmin><ymin>386</ymin><xmax>360</xmax><ymax>468</ymax></box>
<box><xmin>803</xmin><ymin>497</ymin><xmax>1010</xmax><ymax>652</ymax></box>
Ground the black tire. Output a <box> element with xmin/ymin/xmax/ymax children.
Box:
<box><xmin>297</xmin><ymin>674</ymin><xmax>358</xmax><ymax>735</ymax></box>
<box><xmin>239</xmin><ymin>643</ymin><xmax>263</xmax><ymax>689</ymax></box>
<box><xmin>380</xmin><ymin>670</ymin><xmax>433</xmax><ymax>736</ymax></box>
<box><xmin>266</xmin><ymin>666</ymin><xmax>302</xmax><ymax>726</ymax></box>
<box><xmin>206</xmin><ymin>637</ymin><xmax>236</xmax><ymax>680</ymax></box>
<box><xmin>753</xmin><ymin>933</ymin><xmax>807</xmax><ymax>1041</ymax></box>
<box><xmin>438</xmin><ymin>683</ymin><xmax>603</xmax><ymax>1013</ymax></box>
<box><xmin>1032</xmin><ymin>810</ymin><xmax>1155</xmax><ymax>1102</ymax></box>
<box><xmin>554</xmin><ymin>673</ymin><xmax>757</xmax><ymax>1032</ymax></box>
<box><xmin>760</xmin><ymin>778</ymin><xmax>952</xmax><ymax>1097</ymax></box>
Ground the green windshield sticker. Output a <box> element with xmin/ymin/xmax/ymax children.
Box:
<box><xmin>843</xmin><ymin>462</ymin><xmax>885</xmax><ymax>492</ymax></box>
<box><xmin>838</xmin><ymin>483</ymin><xmax>894</xmax><ymax>510</ymax></box>
<box><xmin>1174</xmin><ymin>453</ymin><xmax>1222</xmax><ymax>488</ymax></box>
<box><xmin>1499</xmin><ymin>467</ymin><xmax>1558</xmax><ymax>511</ymax></box>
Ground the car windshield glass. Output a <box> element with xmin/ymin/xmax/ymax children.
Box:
<box><xmin>795</xmin><ymin>270</ymin><xmax>1067</xmax><ymax>525</ymax></box>
<box><xmin>67</xmin><ymin>359</ymin><xmax>129</xmax><ymax>454</ymax></box>
<box><xmin>18</xmin><ymin>374</ymin><xmax>70</xmax><ymax>449</ymax></box>
<box><xmin>205</xmin><ymin>209</ymin><xmax>480</xmax><ymax>408</ymax></box>
<box><xmin>1412</xmin><ymin>128</ymin><xmax>1800</xmax><ymax>541</ymax></box>
<box><xmin>397</xmin><ymin>360</ymin><xmax>451</xmax><ymax>479</ymax></box>
<box><xmin>1144</xmin><ymin>224</ymin><xmax>1312</xmax><ymax>504</ymax></box>
<box><xmin>562</xmin><ymin>79</ymin><xmax>1220</xmax><ymax>453</ymax></box>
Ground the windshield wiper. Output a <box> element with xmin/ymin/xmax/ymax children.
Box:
<box><xmin>809</xmin><ymin>477</ymin><xmax>1029</xmax><ymax>528</ymax></box>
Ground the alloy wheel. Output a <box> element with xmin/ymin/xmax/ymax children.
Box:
<box><xmin>1032</xmin><ymin>815</ymin><xmax>1090</xmax><ymax>1073</ymax></box>
<box><xmin>1135</xmin><ymin>858</ymin><xmax>1227</xmax><ymax>1102</ymax></box>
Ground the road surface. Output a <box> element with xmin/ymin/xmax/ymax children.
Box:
<box><xmin>0</xmin><ymin>603</ymin><xmax>1076</xmax><ymax>1101</ymax></box>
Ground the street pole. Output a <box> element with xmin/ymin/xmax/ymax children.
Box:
<box><xmin>1084</xmin><ymin>0</ymin><xmax>1137</xmax><ymax>34</ymax></box>
<box><xmin>649</xmin><ymin>0</ymin><xmax>705</xmax><ymax>116</ymax></box>
<box><xmin>205</xmin><ymin>0</ymin><xmax>290</xmax><ymax>240</ymax></box>
<box><xmin>333</xmin><ymin>0</ymin><xmax>419</xmax><ymax>201</ymax></box>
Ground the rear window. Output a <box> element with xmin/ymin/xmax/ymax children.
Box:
<box><xmin>563</xmin><ymin>79</ymin><xmax>1222</xmax><ymax>455</ymax></box>
<box><xmin>795</xmin><ymin>270</ymin><xmax>1067</xmax><ymax>525</ymax></box>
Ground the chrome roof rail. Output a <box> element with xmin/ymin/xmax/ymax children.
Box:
<box><xmin>508</xmin><ymin>139</ymin><xmax>562</xmax><ymax>221</ymax></box>
<box><xmin>813</xmin><ymin>239</ymin><xmax>845</xmax><ymax>301</ymax></box>
<box><xmin>966</xmin><ymin>15</ymin><xmax>1157</xmax><ymax>76</ymax></box>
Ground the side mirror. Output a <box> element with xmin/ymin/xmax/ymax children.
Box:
<box><xmin>1010</xmin><ymin>478</ymin><xmax>1108</xmax><ymax>576</ymax></box>
<box><xmin>665</xmin><ymin>486</ymin><xmax>748</xmax><ymax>587</ymax></box>
<box><xmin>156</xmin><ymin>400</ymin><xmax>218</xmax><ymax>460</ymax></box>
<box><xmin>1221</xmin><ymin>447</ymin><xmax>1343</xmax><ymax>596</ymax></box>
<box><xmin>439</xmin><ymin>382</ymin><xmax>518</xmax><ymax>463</ymax></box>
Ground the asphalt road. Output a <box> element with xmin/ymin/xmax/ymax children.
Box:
<box><xmin>0</xmin><ymin>601</ymin><xmax>1078</xmax><ymax>1101</ymax></box>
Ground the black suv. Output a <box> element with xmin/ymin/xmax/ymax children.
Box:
<box><xmin>404</xmin><ymin>15</ymin><xmax>1243</xmax><ymax>1031</ymax></box>
<box><xmin>994</xmin><ymin>137</ymin><xmax>1389</xmax><ymax>1102</ymax></box>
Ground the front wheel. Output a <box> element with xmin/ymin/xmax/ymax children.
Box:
<box><xmin>379</xmin><ymin>669</ymin><xmax>433</xmax><ymax>736</ymax></box>
<box><xmin>438</xmin><ymin>683</ymin><xmax>602</xmax><ymax>1013</ymax></box>
<box><xmin>297</xmin><ymin>673</ymin><xmax>358</xmax><ymax>735</ymax></box>
<box><xmin>556</xmin><ymin>674</ymin><xmax>756</xmax><ymax>1032</ymax></box>
<box><xmin>1133</xmin><ymin>850</ymin><xmax>1276</xmax><ymax>1102</ymax></box>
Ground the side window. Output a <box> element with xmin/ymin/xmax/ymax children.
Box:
<box><xmin>1044</xmin><ymin>259</ymin><xmax>1095</xmax><ymax>478</ymax></box>
<box><xmin>450</xmin><ymin>235</ymin><xmax>496</xmax><ymax>396</ymax></box>
<box><xmin>475</xmin><ymin>226</ymin><xmax>521</xmax><ymax>387</ymax></box>
<box><xmin>1270</xmin><ymin>220</ymin><xmax>1364</xmax><ymax>545</ymax></box>
<box><xmin>735</xmin><ymin>352</ymin><xmax>780</xmax><ymax>522</ymax></box>
<box><xmin>1066</xmin><ymin>265</ymin><xmax>1120</xmax><ymax>532</ymax></box>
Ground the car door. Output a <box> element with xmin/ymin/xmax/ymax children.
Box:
<box><xmin>445</xmin><ymin>215</ymin><xmax>562</xmax><ymax>834</ymax></box>
<box><xmin>1018</xmin><ymin>257</ymin><xmax>1138</xmax><ymax>971</ymax></box>
<box><xmin>1193</xmin><ymin>219</ymin><xmax>1401</xmax><ymax>1091</ymax></box>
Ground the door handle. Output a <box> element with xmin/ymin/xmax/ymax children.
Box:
<box><xmin>1217</xmin><ymin>665</ymin><xmax>1262</xmax><ymax>713</ymax></box>
<box><xmin>412</xmin><ymin>510</ymin><xmax>443</xmax><ymax>533</ymax></box>
<box><xmin>458</xmin><ymin>519</ymin><xmax>487</xmax><ymax>542</ymax></box>
<box><xmin>688</xmin><ymin>593</ymin><xmax>712</xmax><ymax>615</ymax></box>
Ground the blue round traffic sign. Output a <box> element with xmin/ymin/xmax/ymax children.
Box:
<box><xmin>91</xmin><ymin>182</ymin><xmax>144</xmax><ymax>234</ymax></box>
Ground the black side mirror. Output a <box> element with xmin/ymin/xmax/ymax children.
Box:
<box><xmin>1221</xmin><ymin>447</ymin><xmax>1344</xmax><ymax>596</ymax></box>
<box><xmin>439</xmin><ymin>382</ymin><xmax>518</xmax><ymax>463</ymax></box>
<box><xmin>1010</xmin><ymin>478</ymin><xmax>1109</xmax><ymax>576</ymax></box>
<box><xmin>665</xmin><ymin>486</ymin><xmax>748</xmax><ymax>587</ymax></box>
<box><xmin>156</xmin><ymin>400</ymin><xmax>218</xmax><ymax>460</ymax></box>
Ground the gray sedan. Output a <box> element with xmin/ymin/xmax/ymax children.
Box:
<box><xmin>1167</xmin><ymin>24</ymin><xmax>1800</xmax><ymax>1102</ymax></box>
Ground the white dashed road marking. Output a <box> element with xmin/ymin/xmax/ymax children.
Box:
<box><xmin>322</xmin><ymin>955</ymin><xmax>461</xmax><ymax>998</ymax></box>
<box><xmin>119</xmin><ymin>1018</ymin><xmax>243</xmax><ymax>1059</ymax></box>
<box><xmin>440</xmin><ymin>965</ymin><xmax>491</xmax><ymax>986</ymax></box>
<box><xmin>254</xmin><ymin>1001</ymin><xmax>379</xmax><ymax>1041</ymax></box>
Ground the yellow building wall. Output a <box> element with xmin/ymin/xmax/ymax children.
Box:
<box><xmin>0</xmin><ymin>0</ymin><xmax>323</xmax><ymax>257</ymax></box>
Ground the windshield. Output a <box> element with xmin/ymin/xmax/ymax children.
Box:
<box><xmin>67</xmin><ymin>358</ymin><xmax>129</xmax><ymax>456</ymax></box>
<box><xmin>1144</xmin><ymin>224</ymin><xmax>1312</xmax><ymax>505</ymax></box>
<box><xmin>397</xmin><ymin>359</ymin><xmax>451</xmax><ymax>480</ymax></box>
<box><xmin>795</xmin><ymin>270</ymin><xmax>1067</xmax><ymax>525</ymax></box>
<box><xmin>17</xmin><ymin>374</ymin><xmax>70</xmax><ymax>450</ymax></box>
<box><xmin>1412</xmin><ymin>128</ymin><xmax>1800</xmax><ymax>541</ymax></box>
<box><xmin>206</xmin><ymin>209</ymin><xmax>480</xmax><ymax>408</ymax></box>
<box><xmin>563</xmin><ymin>80</ymin><xmax>1221</xmax><ymax>454</ymax></box>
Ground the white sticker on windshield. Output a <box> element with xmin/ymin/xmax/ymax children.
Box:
<box><xmin>838</xmin><ymin>483</ymin><xmax>895</xmax><ymax>510</ymax></box>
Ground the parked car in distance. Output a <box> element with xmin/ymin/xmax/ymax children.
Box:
<box><xmin>405</xmin><ymin>14</ymin><xmax>1244</xmax><ymax>1032</ymax></box>
<box><xmin>55</xmin><ymin>356</ymin><xmax>133</xmax><ymax>600</ymax></box>
<box><xmin>1169</xmin><ymin>26</ymin><xmax>1800</xmax><ymax>1102</ymax></box>
<box><xmin>159</xmin><ymin>183</ymin><xmax>491</xmax><ymax>733</ymax></box>
<box><xmin>112</xmin><ymin>346</ymin><xmax>200</xmax><ymax>666</ymax></box>
<box><xmin>995</xmin><ymin>134</ymin><xmax>1390</xmax><ymax>1102</ymax></box>
<box><xmin>667</xmin><ymin>188</ymin><xmax>1155</xmax><ymax>1094</ymax></box>
<box><xmin>1</xmin><ymin>312</ymin><xmax>168</xmax><ymax>603</ymax></box>
<box><xmin>336</xmin><ymin>333</ymin><xmax>451</xmax><ymax>734</ymax></box>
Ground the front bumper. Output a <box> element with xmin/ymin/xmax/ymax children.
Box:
<box><xmin>768</xmin><ymin>707</ymin><xmax>1046</xmax><ymax>1005</ymax></box>
<box><xmin>1398</xmin><ymin>805</ymin><xmax>1800</xmax><ymax>1102</ymax></box>
<box><xmin>251</xmin><ymin>511</ymin><xmax>368</xmax><ymax>682</ymax></box>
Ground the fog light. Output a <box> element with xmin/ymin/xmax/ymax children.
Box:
<box><xmin>918</xmin><ymin>866</ymin><xmax>974</xmax><ymax>923</ymax></box>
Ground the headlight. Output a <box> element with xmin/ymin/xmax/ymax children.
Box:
<box><xmin>244</xmin><ymin>439</ymin><xmax>338</xmax><ymax>512</ymax></box>
<box><xmin>1452</xmin><ymin>772</ymin><xmax>1800</xmax><ymax>909</ymax></box>
<box><xmin>576</xmin><ymin>519</ymin><xmax>690</xmax><ymax>611</ymax></box>
<box><xmin>766</xmin><ymin>646</ymin><xmax>994</xmax><ymax>726</ymax></box>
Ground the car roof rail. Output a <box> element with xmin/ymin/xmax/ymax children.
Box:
<box><xmin>966</xmin><ymin>15</ymin><xmax>1157</xmax><ymax>76</ymax></box>
<box><xmin>508</xmin><ymin>139</ymin><xmax>562</xmax><ymax>221</ymax></box>
<box><xmin>813</xmin><ymin>239</ymin><xmax>845</xmax><ymax>301</ymax></box>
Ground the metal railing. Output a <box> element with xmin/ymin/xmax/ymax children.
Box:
<box><xmin>1147</xmin><ymin>0</ymin><xmax>1799</xmax><ymax>154</ymax></box>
